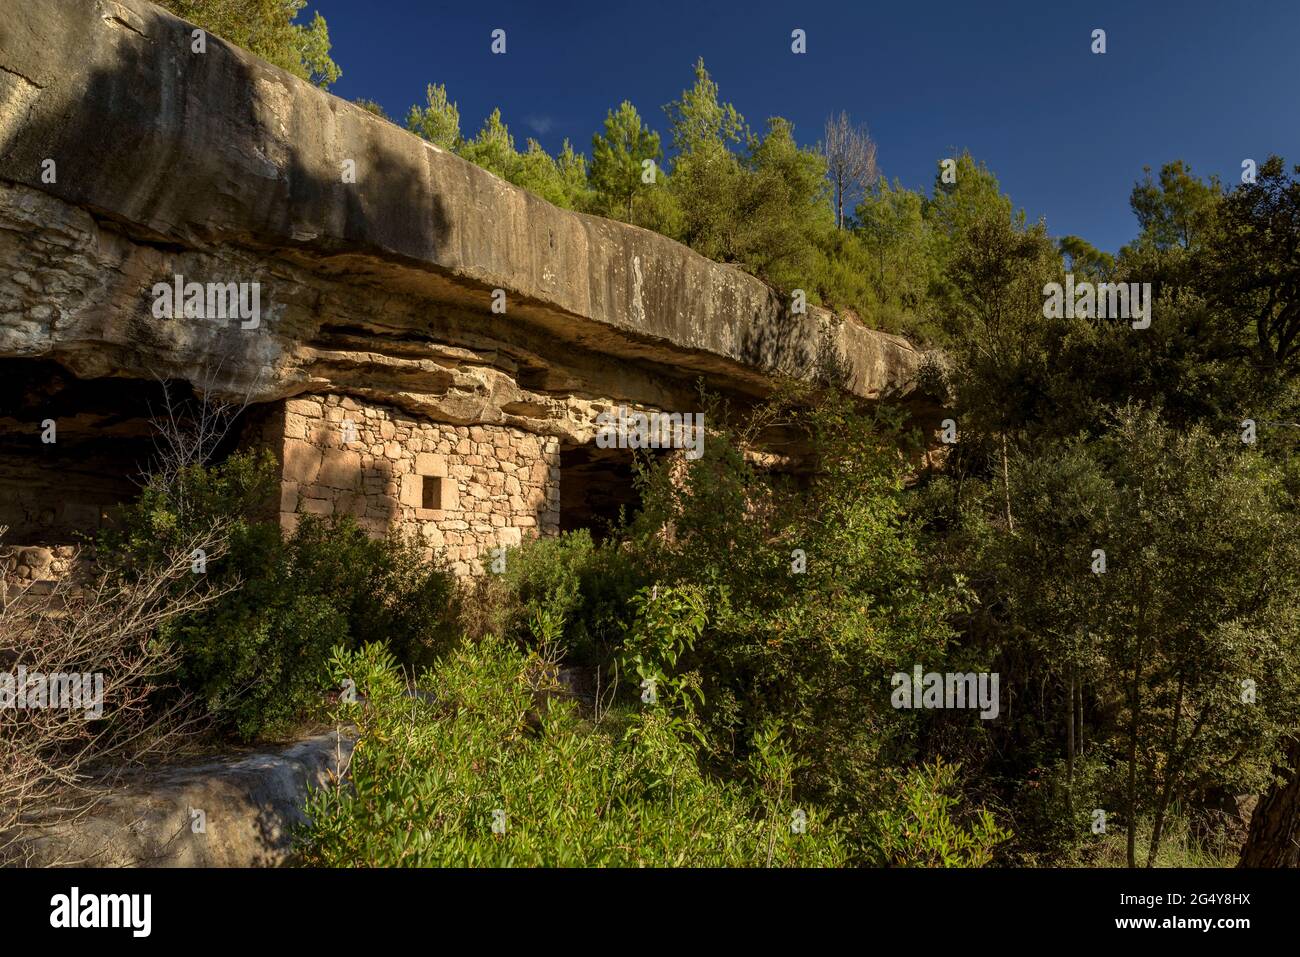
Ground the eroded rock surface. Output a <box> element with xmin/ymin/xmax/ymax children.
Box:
<box><xmin>0</xmin><ymin>0</ymin><xmax>924</xmax><ymax>442</ymax></box>
<box><xmin>5</xmin><ymin>731</ymin><xmax>354</xmax><ymax>867</ymax></box>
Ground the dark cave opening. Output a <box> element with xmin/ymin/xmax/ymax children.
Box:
<box><xmin>0</xmin><ymin>358</ymin><xmax>251</xmax><ymax>545</ymax></box>
<box><xmin>558</xmin><ymin>443</ymin><xmax>653</xmax><ymax>541</ymax></box>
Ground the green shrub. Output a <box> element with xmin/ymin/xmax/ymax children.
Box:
<box><xmin>616</xmin><ymin>584</ymin><xmax>708</xmax><ymax>719</ymax></box>
<box><xmin>97</xmin><ymin>448</ymin><xmax>281</xmax><ymax>573</ymax></box>
<box><xmin>469</xmin><ymin>528</ymin><xmax>643</xmax><ymax>664</ymax></box>
<box><xmin>297</xmin><ymin>637</ymin><xmax>849</xmax><ymax>867</ymax></box>
<box><xmin>868</xmin><ymin>758</ymin><xmax>1010</xmax><ymax>867</ymax></box>
<box><xmin>997</xmin><ymin>754</ymin><xmax>1111</xmax><ymax>866</ymax></box>
<box><xmin>618</xmin><ymin>395</ymin><xmax>980</xmax><ymax>849</ymax></box>
<box><xmin>100</xmin><ymin>451</ymin><xmax>457</xmax><ymax>740</ymax></box>
<box><xmin>166</xmin><ymin>542</ymin><xmax>350</xmax><ymax>739</ymax></box>
<box><xmin>281</xmin><ymin>515</ymin><xmax>458</xmax><ymax>669</ymax></box>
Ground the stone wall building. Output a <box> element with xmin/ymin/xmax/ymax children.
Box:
<box><xmin>270</xmin><ymin>394</ymin><xmax>560</xmax><ymax>575</ymax></box>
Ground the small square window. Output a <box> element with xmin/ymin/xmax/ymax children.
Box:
<box><xmin>421</xmin><ymin>474</ymin><xmax>440</xmax><ymax>509</ymax></box>
<box><xmin>412</xmin><ymin>475</ymin><xmax>457</xmax><ymax>514</ymax></box>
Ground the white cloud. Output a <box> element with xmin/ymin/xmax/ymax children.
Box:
<box><xmin>525</xmin><ymin>114</ymin><xmax>554</xmax><ymax>135</ymax></box>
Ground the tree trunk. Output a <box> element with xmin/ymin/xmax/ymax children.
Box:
<box><xmin>1001</xmin><ymin>433</ymin><xmax>1014</xmax><ymax>532</ymax></box>
<box><xmin>1239</xmin><ymin>735</ymin><xmax>1300</xmax><ymax>867</ymax></box>
<box><xmin>1147</xmin><ymin>673</ymin><xmax>1186</xmax><ymax>867</ymax></box>
<box><xmin>1125</xmin><ymin>664</ymin><xmax>1140</xmax><ymax>869</ymax></box>
<box><xmin>1126</xmin><ymin>597</ymin><xmax>1147</xmax><ymax>869</ymax></box>
<box><xmin>1075</xmin><ymin>678</ymin><xmax>1084</xmax><ymax>757</ymax></box>
<box><xmin>1066</xmin><ymin>672</ymin><xmax>1075</xmax><ymax>817</ymax></box>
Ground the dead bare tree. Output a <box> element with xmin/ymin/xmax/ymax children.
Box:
<box><xmin>0</xmin><ymin>521</ymin><xmax>238</xmax><ymax>863</ymax></box>
<box><xmin>144</xmin><ymin>357</ymin><xmax>258</xmax><ymax>499</ymax></box>
<box><xmin>0</xmin><ymin>375</ymin><xmax>256</xmax><ymax>863</ymax></box>
<box><xmin>819</xmin><ymin>111</ymin><xmax>879</xmax><ymax>230</ymax></box>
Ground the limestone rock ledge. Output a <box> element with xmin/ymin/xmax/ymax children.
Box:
<box><xmin>3</xmin><ymin>731</ymin><xmax>355</xmax><ymax>867</ymax></box>
<box><xmin>0</xmin><ymin>0</ymin><xmax>924</xmax><ymax>438</ymax></box>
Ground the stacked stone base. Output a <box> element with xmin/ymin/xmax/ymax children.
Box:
<box><xmin>0</xmin><ymin>543</ymin><xmax>82</xmax><ymax>593</ymax></box>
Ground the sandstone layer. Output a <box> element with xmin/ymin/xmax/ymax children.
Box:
<box><xmin>0</xmin><ymin>0</ymin><xmax>924</xmax><ymax>444</ymax></box>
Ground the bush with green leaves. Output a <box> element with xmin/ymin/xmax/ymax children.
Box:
<box><xmin>572</xmin><ymin>392</ymin><xmax>1010</xmax><ymax>863</ymax></box>
<box><xmin>297</xmin><ymin>637</ymin><xmax>849</xmax><ymax>867</ymax></box>
<box><xmin>616</xmin><ymin>585</ymin><xmax>707</xmax><ymax>725</ymax></box>
<box><xmin>100</xmin><ymin>450</ymin><xmax>457</xmax><ymax>740</ymax></box>
<box><xmin>868</xmin><ymin>758</ymin><xmax>1011</xmax><ymax>867</ymax></box>
<box><xmin>467</xmin><ymin>528</ymin><xmax>643</xmax><ymax>665</ymax></box>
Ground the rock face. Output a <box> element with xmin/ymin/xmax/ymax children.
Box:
<box><xmin>0</xmin><ymin>0</ymin><xmax>930</xmax><ymax>570</ymax></box>
<box><xmin>4</xmin><ymin>732</ymin><xmax>355</xmax><ymax>867</ymax></box>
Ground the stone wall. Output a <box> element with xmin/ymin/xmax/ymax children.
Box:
<box><xmin>275</xmin><ymin>394</ymin><xmax>560</xmax><ymax>576</ymax></box>
<box><xmin>0</xmin><ymin>544</ymin><xmax>82</xmax><ymax>602</ymax></box>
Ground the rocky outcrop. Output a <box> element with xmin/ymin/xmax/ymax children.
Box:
<box><xmin>0</xmin><ymin>0</ymin><xmax>925</xmax><ymax>444</ymax></box>
<box><xmin>4</xmin><ymin>731</ymin><xmax>354</xmax><ymax>867</ymax></box>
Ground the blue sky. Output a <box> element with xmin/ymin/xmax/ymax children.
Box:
<box><xmin>307</xmin><ymin>0</ymin><xmax>1300</xmax><ymax>253</ymax></box>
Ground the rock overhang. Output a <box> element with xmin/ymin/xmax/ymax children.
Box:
<box><xmin>0</xmin><ymin>0</ymin><xmax>928</xmax><ymax>440</ymax></box>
